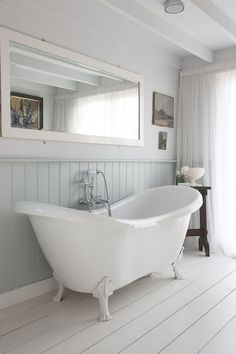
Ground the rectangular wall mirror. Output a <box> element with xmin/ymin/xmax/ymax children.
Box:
<box><xmin>0</xmin><ymin>28</ymin><xmax>144</xmax><ymax>146</ymax></box>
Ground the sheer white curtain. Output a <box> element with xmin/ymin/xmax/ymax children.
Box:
<box><xmin>177</xmin><ymin>68</ymin><xmax>236</xmax><ymax>256</ymax></box>
<box><xmin>54</xmin><ymin>84</ymin><xmax>138</xmax><ymax>139</ymax></box>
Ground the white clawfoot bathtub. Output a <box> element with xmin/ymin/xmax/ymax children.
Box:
<box><xmin>15</xmin><ymin>186</ymin><xmax>202</xmax><ymax>322</ymax></box>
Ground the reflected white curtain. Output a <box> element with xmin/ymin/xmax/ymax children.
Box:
<box><xmin>54</xmin><ymin>84</ymin><xmax>138</xmax><ymax>139</ymax></box>
<box><xmin>177</xmin><ymin>68</ymin><xmax>236</xmax><ymax>256</ymax></box>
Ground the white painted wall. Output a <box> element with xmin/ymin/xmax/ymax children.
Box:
<box><xmin>0</xmin><ymin>2</ymin><xmax>179</xmax><ymax>161</ymax></box>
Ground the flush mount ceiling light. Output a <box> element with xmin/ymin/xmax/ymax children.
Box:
<box><xmin>164</xmin><ymin>0</ymin><xmax>185</xmax><ymax>14</ymax></box>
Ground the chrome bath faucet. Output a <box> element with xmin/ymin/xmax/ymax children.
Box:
<box><xmin>79</xmin><ymin>170</ymin><xmax>112</xmax><ymax>216</ymax></box>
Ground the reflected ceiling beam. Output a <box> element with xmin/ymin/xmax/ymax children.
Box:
<box><xmin>10</xmin><ymin>47</ymin><xmax>122</xmax><ymax>81</ymax></box>
<box><xmin>11</xmin><ymin>46</ymin><xmax>100</xmax><ymax>77</ymax></box>
<box><xmin>191</xmin><ymin>0</ymin><xmax>236</xmax><ymax>42</ymax></box>
<box><xmin>10</xmin><ymin>53</ymin><xmax>99</xmax><ymax>86</ymax></box>
<box><xmin>11</xmin><ymin>77</ymin><xmax>57</xmax><ymax>95</ymax></box>
<box><xmin>98</xmin><ymin>0</ymin><xmax>214</xmax><ymax>62</ymax></box>
<box><xmin>11</xmin><ymin>66</ymin><xmax>78</xmax><ymax>91</ymax></box>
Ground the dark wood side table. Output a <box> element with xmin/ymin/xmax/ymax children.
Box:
<box><xmin>186</xmin><ymin>186</ymin><xmax>211</xmax><ymax>257</ymax></box>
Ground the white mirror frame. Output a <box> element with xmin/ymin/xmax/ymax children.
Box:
<box><xmin>0</xmin><ymin>27</ymin><xmax>144</xmax><ymax>146</ymax></box>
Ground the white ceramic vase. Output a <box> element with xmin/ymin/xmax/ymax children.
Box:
<box><xmin>185</xmin><ymin>167</ymin><xmax>205</xmax><ymax>186</ymax></box>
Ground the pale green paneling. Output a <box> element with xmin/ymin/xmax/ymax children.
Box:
<box><xmin>0</xmin><ymin>160</ymin><xmax>175</xmax><ymax>294</ymax></box>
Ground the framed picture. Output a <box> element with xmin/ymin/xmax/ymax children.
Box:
<box><xmin>158</xmin><ymin>131</ymin><xmax>168</xmax><ymax>150</ymax></box>
<box><xmin>10</xmin><ymin>92</ymin><xmax>43</xmax><ymax>130</ymax></box>
<box><xmin>152</xmin><ymin>92</ymin><xmax>174</xmax><ymax>128</ymax></box>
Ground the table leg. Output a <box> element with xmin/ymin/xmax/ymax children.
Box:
<box><xmin>198</xmin><ymin>237</ymin><xmax>203</xmax><ymax>251</ymax></box>
<box><xmin>200</xmin><ymin>192</ymin><xmax>210</xmax><ymax>257</ymax></box>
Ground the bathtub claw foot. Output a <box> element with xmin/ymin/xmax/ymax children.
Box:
<box><xmin>52</xmin><ymin>272</ymin><xmax>65</xmax><ymax>303</ymax></box>
<box><xmin>172</xmin><ymin>246</ymin><xmax>184</xmax><ymax>280</ymax></box>
<box><xmin>172</xmin><ymin>264</ymin><xmax>184</xmax><ymax>280</ymax></box>
<box><xmin>93</xmin><ymin>277</ymin><xmax>114</xmax><ymax>322</ymax></box>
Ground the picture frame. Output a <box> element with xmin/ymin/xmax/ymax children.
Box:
<box><xmin>10</xmin><ymin>92</ymin><xmax>43</xmax><ymax>130</ymax></box>
<box><xmin>158</xmin><ymin>131</ymin><xmax>168</xmax><ymax>150</ymax></box>
<box><xmin>152</xmin><ymin>92</ymin><xmax>174</xmax><ymax>128</ymax></box>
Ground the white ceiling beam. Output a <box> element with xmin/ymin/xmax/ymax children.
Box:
<box><xmin>97</xmin><ymin>0</ymin><xmax>214</xmax><ymax>62</ymax></box>
<box><xmin>11</xmin><ymin>66</ymin><xmax>78</xmax><ymax>91</ymax></box>
<box><xmin>191</xmin><ymin>0</ymin><xmax>236</xmax><ymax>42</ymax></box>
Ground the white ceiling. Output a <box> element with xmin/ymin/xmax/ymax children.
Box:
<box><xmin>0</xmin><ymin>0</ymin><xmax>236</xmax><ymax>64</ymax></box>
<box><xmin>141</xmin><ymin>0</ymin><xmax>233</xmax><ymax>49</ymax></box>
<box><xmin>210</xmin><ymin>0</ymin><xmax>236</xmax><ymax>22</ymax></box>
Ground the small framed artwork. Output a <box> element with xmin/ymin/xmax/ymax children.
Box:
<box><xmin>10</xmin><ymin>92</ymin><xmax>43</xmax><ymax>130</ymax></box>
<box><xmin>152</xmin><ymin>92</ymin><xmax>174</xmax><ymax>128</ymax></box>
<box><xmin>158</xmin><ymin>131</ymin><xmax>168</xmax><ymax>150</ymax></box>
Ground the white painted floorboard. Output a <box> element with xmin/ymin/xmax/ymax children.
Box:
<box><xmin>0</xmin><ymin>249</ymin><xmax>236</xmax><ymax>354</ymax></box>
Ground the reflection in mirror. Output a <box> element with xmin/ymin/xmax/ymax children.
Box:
<box><xmin>9</xmin><ymin>42</ymin><xmax>140</xmax><ymax>140</ymax></box>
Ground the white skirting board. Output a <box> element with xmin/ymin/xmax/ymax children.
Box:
<box><xmin>0</xmin><ymin>277</ymin><xmax>57</xmax><ymax>310</ymax></box>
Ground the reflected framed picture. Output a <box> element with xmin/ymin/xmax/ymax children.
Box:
<box><xmin>152</xmin><ymin>92</ymin><xmax>174</xmax><ymax>128</ymax></box>
<box><xmin>10</xmin><ymin>92</ymin><xmax>43</xmax><ymax>130</ymax></box>
<box><xmin>158</xmin><ymin>131</ymin><xmax>168</xmax><ymax>150</ymax></box>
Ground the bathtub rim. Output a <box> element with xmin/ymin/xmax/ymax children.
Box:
<box><xmin>94</xmin><ymin>185</ymin><xmax>202</xmax><ymax>225</ymax></box>
<box><xmin>15</xmin><ymin>185</ymin><xmax>202</xmax><ymax>225</ymax></box>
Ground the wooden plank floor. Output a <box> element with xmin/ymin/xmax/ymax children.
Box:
<box><xmin>0</xmin><ymin>248</ymin><xmax>236</xmax><ymax>354</ymax></box>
